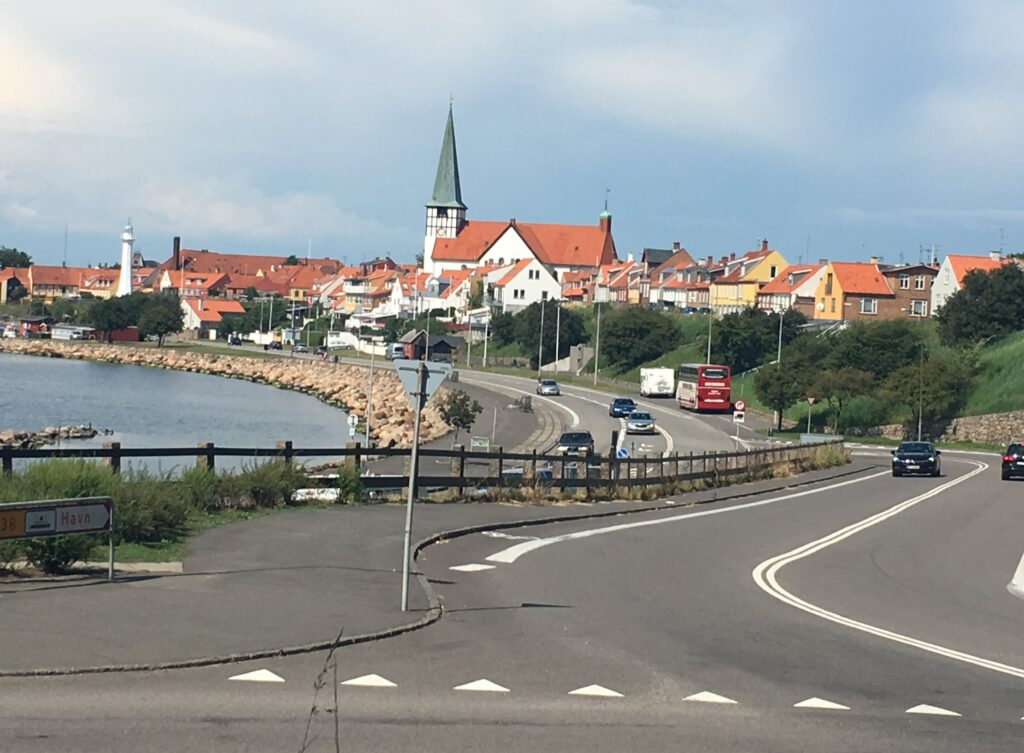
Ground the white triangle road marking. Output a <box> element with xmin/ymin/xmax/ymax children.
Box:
<box><xmin>906</xmin><ymin>704</ymin><xmax>961</xmax><ymax>717</ymax></box>
<box><xmin>228</xmin><ymin>669</ymin><xmax>285</xmax><ymax>683</ymax></box>
<box><xmin>794</xmin><ymin>697</ymin><xmax>850</xmax><ymax>710</ymax></box>
<box><xmin>684</xmin><ymin>691</ymin><xmax>737</xmax><ymax>704</ymax></box>
<box><xmin>568</xmin><ymin>684</ymin><xmax>624</xmax><ymax>698</ymax></box>
<box><xmin>341</xmin><ymin>674</ymin><xmax>396</xmax><ymax>688</ymax></box>
<box><xmin>449</xmin><ymin>563</ymin><xmax>496</xmax><ymax>572</ymax></box>
<box><xmin>454</xmin><ymin>679</ymin><xmax>510</xmax><ymax>692</ymax></box>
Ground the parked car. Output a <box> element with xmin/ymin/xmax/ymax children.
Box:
<box><xmin>536</xmin><ymin>379</ymin><xmax>561</xmax><ymax>396</ymax></box>
<box><xmin>625</xmin><ymin>410</ymin><xmax>657</xmax><ymax>434</ymax></box>
<box><xmin>293</xmin><ymin>343</ymin><xmax>309</xmax><ymax>353</ymax></box>
<box><xmin>386</xmin><ymin>343</ymin><xmax>405</xmax><ymax>360</ymax></box>
<box><xmin>891</xmin><ymin>441</ymin><xmax>941</xmax><ymax>477</ymax></box>
<box><xmin>609</xmin><ymin>397</ymin><xmax>637</xmax><ymax>418</ymax></box>
<box><xmin>315</xmin><ymin>344</ymin><xmax>328</xmax><ymax>356</ymax></box>
<box><xmin>555</xmin><ymin>430</ymin><xmax>595</xmax><ymax>455</ymax></box>
<box><xmin>268</xmin><ymin>341</ymin><xmax>283</xmax><ymax>351</ymax></box>
<box><xmin>228</xmin><ymin>335</ymin><xmax>242</xmax><ymax>346</ymax></box>
<box><xmin>1001</xmin><ymin>442</ymin><xmax>1024</xmax><ymax>481</ymax></box>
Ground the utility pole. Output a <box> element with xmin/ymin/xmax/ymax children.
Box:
<box><xmin>537</xmin><ymin>299</ymin><xmax>546</xmax><ymax>380</ymax></box>
<box><xmin>365</xmin><ymin>338</ymin><xmax>377</xmax><ymax>454</ymax></box>
<box><xmin>466</xmin><ymin>312</ymin><xmax>472</xmax><ymax>368</ymax></box>
<box><xmin>917</xmin><ymin>344</ymin><xmax>924</xmax><ymax>441</ymax></box>
<box><xmin>482</xmin><ymin>317</ymin><xmax>489</xmax><ymax>368</ymax></box>
<box><xmin>401</xmin><ymin>362</ymin><xmax>427</xmax><ymax>612</ymax></box>
<box><xmin>593</xmin><ymin>302</ymin><xmax>602</xmax><ymax>386</ymax></box>
<box><xmin>706</xmin><ymin>312</ymin><xmax>713</xmax><ymax>364</ymax></box>
<box><xmin>773</xmin><ymin>309</ymin><xmax>784</xmax><ymax>430</ymax></box>
<box><xmin>554</xmin><ymin>299</ymin><xmax>561</xmax><ymax>376</ymax></box>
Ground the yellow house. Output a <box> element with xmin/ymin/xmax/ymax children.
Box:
<box><xmin>709</xmin><ymin>240</ymin><xmax>787</xmax><ymax>314</ymax></box>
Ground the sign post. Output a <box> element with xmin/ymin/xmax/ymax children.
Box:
<box><xmin>806</xmin><ymin>396</ymin><xmax>816</xmax><ymax>433</ymax></box>
<box><xmin>0</xmin><ymin>497</ymin><xmax>115</xmax><ymax>580</ymax></box>
<box><xmin>394</xmin><ymin>359</ymin><xmax>452</xmax><ymax>612</ymax></box>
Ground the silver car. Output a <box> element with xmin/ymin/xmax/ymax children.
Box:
<box><xmin>625</xmin><ymin>410</ymin><xmax>656</xmax><ymax>434</ymax></box>
<box><xmin>536</xmin><ymin>379</ymin><xmax>560</xmax><ymax>396</ymax></box>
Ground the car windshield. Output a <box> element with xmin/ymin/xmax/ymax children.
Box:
<box><xmin>898</xmin><ymin>443</ymin><xmax>932</xmax><ymax>453</ymax></box>
<box><xmin>1007</xmin><ymin>444</ymin><xmax>1023</xmax><ymax>454</ymax></box>
<box><xmin>614</xmin><ymin>398</ymin><xmax>635</xmax><ymax>406</ymax></box>
<box><xmin>629</xmin><ymin>412</ymin><xmax>652</xmax><ymax>421</ymax></box>
<box><xmin>701</xmin><ymin>368</ymin><xmax>728</xmax><ymax>379</ymax></box>
<box><xmin>559</xmin><ymin>432</ymin><xmax>591</xmax><ymax>443</ymax></box>
<box><xmin>541</xmin><ymin>380</ymin><xmax>557</xmax><ymax>387</ymax></box>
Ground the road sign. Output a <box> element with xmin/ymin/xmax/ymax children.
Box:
<box><xmin>0</xmin><ymin>508</ymin><xmax>25</xmax><ymax>539</ymax></box>
<box><xmin>470</xmin><ymin>436</ymin><xmax>490</xmax><ymax>451</ymax></box>
<box><xmin>55</xmin><ymin>503</ymin><xmax>111</xmax><ymax>534</ymax></box>
<box><xmin>807</xmin><ymin>396</ymin><xmax>817</xmax><ymax>405</ymax></box>
<box><xmin>393</xmin><ymin>359</ymin><xmax>453</xmax><ymax>409</ymax></box>
<box><xmin>733</xmin><ymin>411</ymin><xmax>746</xmax><ymax>424</ymax></box>
<box><xmin>0</xmin><ymin>497</ymin><xmax>115</xmax><ymax>579</ymax></box>
<box><xmin>347</xmin><ymin>414</ymin><xmax>359</xmax><ymax>429</ymax></box>
<box><xmin>616</xmin><ymin>447</ymin><xmax>628</xmax><ymax>459</ymax></box>
<box><xmin>25</xmin><ymin>509</ymin><xmax>56</xmax><ymax>535</ymax></box>
<box><xmin>734</xmin><ymin>399</ymin><xmax>746</xmax><ymax>412</ymax></box>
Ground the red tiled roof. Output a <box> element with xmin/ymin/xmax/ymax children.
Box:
<box><xmin>757</xmin><ymin>264</ymin><xmax>822</xmax><ymax>295</ymax></box>
<box><xmin>29</xmin><ymin>265</ymin><xmax>86</xmax><ymax>288</ymax></box>
<box><xmin>562</xmin><ymin>286</ymin><xmax>586</xmax><ymax>298</ymax></box>
<box><xmin>830</xmin><ymin>262</ymin><xmax>892</xmax><ymax>296</ymax></box>
<box><xmin>493</xmin><ymin>259</ymin><xmax>533</xmax><ymax>287</ymax></box>
<box><xmin>184</xmin><ymin>297</ymin><xmax>244</xmax><ymax>323</ymax></box>
<box><xmin>165</xmin><ymin>249</ymin><xmax>341</xmax><ymax>276</ymax></box>
<box><xmin>431</xmin><ymin>219</ymin><xmax>615</xmax><ymax>268</ymax></box>
<box><xmin>165</xmin><ymin>270</ymin><xmax>229</xmax><ymax>290</ymax></box>
<box><xmin>946</xmin><ymin>254</ymin><xmax>1009</xmax><ymax>287</ymax></box>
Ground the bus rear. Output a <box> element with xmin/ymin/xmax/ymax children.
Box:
<box><xmin>676</xmin><ymin>364</ymin><xmax>731</xmax><ymax>412</ymax></box>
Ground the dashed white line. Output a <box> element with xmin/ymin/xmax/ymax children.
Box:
<box><xmin>906</xmin><ymin>704</ymin><xmax>961</xmax><ymax>717</ymax></box>
<box><xmin>454</xmin><ymin>679</ymin><xmax>510</xmax><ymax>692</ymax></box>
<box><xmin>481</xmin><ymin>531</ymin><xmax>539</xmax><ymax>541</ymax></box>
<box><xmin>228</xmin><ymin>669</ymin><xmax>285</xmax><ymax>683</ymax></box>
<box><xmin>568</xmin><ymin>684</ymin><xmax>624</xmax><ymax>698</ymax></box>
<box><xmin>1005</xmin><ymin>549</ymin><xmax>1024</xmax><ymax>601</ymax></box>
<box><xmin>794</xmin><ymin>697</ymin><xmax>850</xmax><ymax>710</ymax></box>
<box><xmin>449</xmin><ymin>563</ymin><xmax>496</xmax><ymax>572</ymax></box>
<box><xmin>341</xmin><ymin>674</ymin><xmax>397</xmax><ymax>688</ymax></box>
<box><xmin>684</xmin><ymin>691</ymin><xmax>737</xmax><ymax>704</ymax></box>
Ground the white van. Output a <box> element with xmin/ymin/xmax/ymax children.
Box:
<box><xmin>385</xmin><ymin>343</ymin><xmax>405</xmax><ymax>360</ymax></box>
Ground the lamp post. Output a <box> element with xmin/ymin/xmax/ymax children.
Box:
<box><xmin>365</xmin><ymin>336</ymin><xmax>378</xmax><ymax>455</ymax></box>
<box><xmin>773</xmin><ymin>308</ymin><xmax>784</xmax><ymax>430</ymax></box>
<box><xmin>537</xmin><ymin>299</ymin><xmax>546</xmax><ymax>380</ymax></box>
<box><xmin>706</xmin><ymin>311</ymin><xmax>712</xmax><ymax>364</ymax></box>
<box><xmin>917</xmin><ymin>344</ymin><xmax>924</xmax><ymax>441</ymax></box>
<box><xmin>554</xmin><ymin>298</ymin><xmax>561</xmax><ymax>376</ymax></box>
<box><xmin>593</xmin><ymin>301</ymin><xmax>602</xmax><ymax>386</ymax></box>
<box><xmin>482</xmin><ymin>317</ymin><xmax>489</xmax><ymax>368</ymax></box>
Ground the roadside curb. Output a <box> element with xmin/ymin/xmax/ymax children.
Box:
<box><xmin>0</xmin><ymin>462</ymin><xmax>872</xmax><ymax>677</ymax></box>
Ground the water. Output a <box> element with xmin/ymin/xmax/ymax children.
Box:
<box><xmin>0</xmin><ymin>353</ymin><xmax>351</xmax><ymax>471</ymax></box>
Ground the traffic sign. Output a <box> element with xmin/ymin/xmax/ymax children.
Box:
<box><xmin>807</xmin><ymin>396</ymin><xmax>817</xmax><ymax>405</ymax></box>
<box><xmin>55</xmin><ymin>503</ymin><xmax>111</xmax><ymax>534</ymax></box>
<box><xmin>733</xmin><ymin>411</ymin><xmax>746</xmax><ymax>424</ymax></box>
<box><xmin>616</xmin><ymin>447</ymin><xmax>628</xmax><ymax>459</ymax></box>
<box><xmin>0</xmin><ymin>508</ymin><xmax>25</xmax><ymax>539</ymax></box>
<box><xmin>393</xmin><ymin>358</ymin><xmax>453</xmax><ymax>408</ymax></box>
<box><xmin>0</xmin><ymin>497</ymin><xmax>115</xmax><ymax>579</ymax></box>
<box><xmin>734</xmin><ymin>399</ymin><xmax>746</xmax><ymax>412</ymax></box>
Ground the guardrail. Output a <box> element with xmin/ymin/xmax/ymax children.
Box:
<box><xmin>1</xmin><ymin>439</ymin><xmax>845</xmax><ymax>496</ymax></box>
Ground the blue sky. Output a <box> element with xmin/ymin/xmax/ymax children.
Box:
<box><xmin>3</xmin><ymin>1</ymin><xmax>1024</xmax><ymax>268</ymax></box>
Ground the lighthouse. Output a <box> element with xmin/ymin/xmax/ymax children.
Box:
<box><xmin>115</xmin><ymin>220</ymin><xmax>134</xmax><ymax>297</ymax></box>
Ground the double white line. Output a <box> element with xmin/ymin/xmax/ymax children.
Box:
<box><xmin>752</xmin><ymin>459</ymin><xmax>1024</xmax><ymax>679</ymax></box>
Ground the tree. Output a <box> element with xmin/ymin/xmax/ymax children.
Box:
<box><xmin>283</xmin><ymin>254</ymin><xmax>299</xmax><ymax>265</ymax></box>
<box><xmin>88</xmin><ymin>298</ymin><xmax>132</xmax><ymax>341</ymax></box>
<box><xmin>937</xmin><ymin>264</ymin><xmax>1024</xmax><ymax>345</ymax></box>
<box><xmin>436</xmin><ymin>390</ymin><xmax>483</xmax><ymax>449</ymax></box>
<box><xmin>712</xmin><ymin>308</ymin><xmax>807</xmax><ymax>374</ymax></box>
<box><xmin>243</xmin><ymin>286</ymin><xmax>258</xmax><ymax>301</ymax></box>
<box><xmin>467</xmin><ymin>279</ymin><xmax>484</xmax><ymax>309</ymax></box>
<box><xmin>511</xmin><ymin>302</ymin><xmax>587</xmax><ymax>365</ymax></box>
<box><xmin>754</xmin><ymin>362</ymin><xmax>809</xmax><ymax>430</ymax></box>
<box><xmin>138</xmin><ymin>293</ymin><xmax>184</xmax><ymax>346</ymax></box>
<box><xmin>809</xmin><ymin>367</ymin><xmax>874</xmax><ymax>432</ymax></box>
<box><xmin>6</xmin><ymin>278</ymin><xmax>27</xmax><ymax>303</ymax></box>
<box><xmin>0</xmin><ymin>247</ymin><xmax>31</xmax><ymax>267</ymax></box>
<box><xmin>883</xmin><ymin>349</ymin><xmax>975</xmax><ymax>438</ymax></box>
<box><xmin>826</xmin><ymin>320</ymin><xmax>924</xmax><ymax>381</ymax></box>
<box><xmin>490</xmin><ymin>311</ymin><xmax>516</xmax><ymax>345</ymax></box>
<box><xmin>600</xmin><ymin>306</ymin><xmax>682</xmax><ymax>369</ymax></box>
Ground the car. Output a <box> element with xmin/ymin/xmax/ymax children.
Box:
<box><xmin>609</xmin><ymin>397</ymin><xmax>637</xmax><ymax>418</ymax></box>
<box><xmin>555</xmin><ymin>430</ymin><xmax>595</xmax><ymax>455</ymax></box>
<box><xmin>315</xmin><ymin>344</ymin><xmax>328</xmax><ymax>355</ymax></box>
<box><xmin>293</xmin><ymin>343</ymin><xmax>309</xmax><ymax>353</ymax></box>
<box><xmin>228</xmin><ymin>335</ymin><xmax>242</xmax><ymax>346</ymax></box>
<box><xmin>1001</xmin><ymin>442</ymin><xmax>1024</xmax><ymax>481</ymax></box>
<box><xmin>536</xmin><ymin>379</ymin><xmax>560</xmax><ymax>396</ymax></box>
<box><xmin>891</xmin><ymin>441</ymin><xmax>941</xmax><ymax>477</ymax></box>
<box><xmin>268</xmin><ymin>341</ymin><xmax>283</xmax><ymax>351</ymax></box>
<box><xmin>625</xmin><ymin>410</ymin><xmax>657</xmax><ymax>434</ymax></box>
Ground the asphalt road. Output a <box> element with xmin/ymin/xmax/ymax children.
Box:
<box><xmin>5</xmin><ymin>449</ymin><xmax>1024</xmax><ymax>751</ymax></box>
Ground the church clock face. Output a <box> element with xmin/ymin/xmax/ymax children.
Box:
<box><xmin>436</xmin><ymin>227</ymin><xmax>447</xmax><ymax>237</ymax></box>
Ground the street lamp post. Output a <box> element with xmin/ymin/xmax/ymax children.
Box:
<box><xmin>593</xmin><ymin>301</ymin><xmax>602</xmax><ymax>386</ymax></box>
<box><xmin>706</xmin><ymin>311</ymin><xmax>712</xmax><ymax>364</ymax></box>
<box><xmin>365</xmin><ymin>337</ymin><xmax>378</xmax><ymax>455</ymax></box>
<box><xmin>773</xmin><ymin>308</ymin><xmax>784</xmax><ymax>429</ymax></box>
<box><xmin>554</xmin><ymin>298</ymin><xmax>561</xmax><ymax>376</ymax></box>
<box><xmin>917</xmin><ymin>344</ymin><xmax>924</xmax><ymax>441</ymax></box>
<box><xmin>482</xmin><ymin>317</ymin><xmax>489</xmax><ymax>368</ymax></box>
<box><xmin>537</xmin><ymin>299</ymin><xmax>546</xmax><ymax>380</ymax></box>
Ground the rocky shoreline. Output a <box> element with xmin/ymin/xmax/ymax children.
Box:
<box><xmin>0</xmin><ymin>341</ymin><xmax>450</xmax><ymax>448</ymax></box>
<box><xmin>0</xmin><ymin>424</ymin><xmax>112</xmax><ymax>449</ymax></box>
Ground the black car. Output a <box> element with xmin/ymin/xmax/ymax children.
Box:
<box><xmin>556</xmin><ymin>430</ymin><xmax>595</xmax><ymax>455</ymax></box>
<box><xmin>1001</xmin><ymin>443</ymin><xmax>1024</xmax><ymax>481</ymax></box>
<box><xmin>609</xmin><ymin>397</ymin><xmax>637</xmax><ymax>418</ymax></box>
<box><xmin>891</xmin><ymin>441</ymin><xmax>941</xmax><ymax>477</ymax></box>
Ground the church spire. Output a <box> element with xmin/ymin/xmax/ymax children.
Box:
<box><xmin>428</xmin><ymin>104</ymin><xmax>466</xmax><ymax>210</ymax></box>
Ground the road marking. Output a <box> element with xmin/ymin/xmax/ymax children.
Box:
<box><xmin>341</xmin><ymin>674</ymin><xmax>396</xmax><ymax>688</ymax></box>
<box><xmin>229</xmin><ymin>669</ymin><xmax>285</xmax><ymax>683</ymax></box>
<box><xmin>454</xmin><ymin>679</ymin><xmax>510</xmax><ymax>692</ymax></box>
<box><xmin>751</xmin><ymin>461</ymin><xmax>1024</xmax><ymax>681</ymax></box>
<box><xmin>485</xmin><ymin>470</ymin><xmax>889</xmax><ymax>564</ymax></box>
<box><xmin>794</xmin><ymin>697</ymin><xmax>850</xmax><ymax>710</ymax></box>
<box><xmin>449</xmin><ymin>563</ymin><xmax>496</xmax><ymax>572</ymax></box>
<box><xmin>1006</xmin><ymin>550</ymin><xmax>1024</xmax><ymax>601</ymax></box>
<box><xmin>462</xmin><ymin>375</ymin><xmax>581</xmax><ymax>428</ymax></box>
<box><xmin>568</xmin><ymin>684</ymin><xmax>624</xmax><ymax>698</ymax></box>
<box><xmin>481</xmin><ymin>531</ymin><xmax>539</xmax><ymax>541</ymax></box>
<box><xmin>684</xmin><ymin>691</ymin><xmax>737</xmax><ymax>704</ymax></box>
<box><xmin>906</xmin><ymin>704</ymin><xmax>961</xmax><ymax>717</ymax></box>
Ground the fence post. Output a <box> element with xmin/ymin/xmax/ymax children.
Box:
<box><xmin>1</xmin><ymin>444</ymin><xmax>11</xmax><ymax>478</ymax></box>
<box><xmin>642</xmin><ymin>455</ymin><xmax>649</xmax><ymax>483</ymax></box>
<box><xmin>530</xmin><ymin>449</ymin><xmax>537</xmax><ymax>480</ymax></box>
<box><xmin>104</xmin><ymin>441</ymin><xmax>121</xmax><ymax>475</ymax></box>
<box><xmin>277</xmin><ymin>439</ymin><xmax>293</xmax><ymax>465</ymax></box>
<box><xmin>496</xmin><ymin>446</ymin><xmax>504</xmax><ymax>481</ymax></box>
<box><xmin>196</xmin><ymin>442</ymin><xmax>215</xmax><ymax>473</ymax></box>
<box><xmin>456</xmin><ymin>445</ymin><xmax>466</xmax><ymax>496</ymax></box>
<box><xmin>354</xmin><ymin>441</ymin><xmax>363</xmax><ymax>469</ymax></box>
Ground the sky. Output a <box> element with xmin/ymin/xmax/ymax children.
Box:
<box><xmin>3</xmin><ymin>0</ymin><xmax>1024</xmax><ymax>269</ymax></box>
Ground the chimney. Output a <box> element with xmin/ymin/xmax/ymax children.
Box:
<box><xmin>173</xmin><ymin>236</ymin><xmax>181</xmax><ymax>270</ymax></box>
<box><xmin>509</xmin><ymin>218</ymin><xmax>517</xmax><ymax>226</ymax></box>
<box><xmin>706</xmin><ymin>255</ymin><xmax>713</xmax><ymax>266</ymax></box>
<box><xmin>730</xmin><ymin>252</ymin><xmax>736</xmax><ymax>261</ymax></box>
<box><xmin>818</xmin><ymin>258</ymin><xmax>828</xmax><ymax>266</ymax></box>
<box><xmin>869</xmin><ymin>256</ymin><xmax>879</xmax><ymax>265</ymax></box>
<box><xmin>672</xmin><ymin>241</ymin><xmax>680</xmax><ymax>251</ymax></box>
<box><xmin>761</xmin><ymin>239</ymin><xmax>769</xmax><ymax>251</ymax></box>
<box><xmin>990</xmin><ymin>251</ymin><xmax>1002</xmax><ymax>261</ymax></box>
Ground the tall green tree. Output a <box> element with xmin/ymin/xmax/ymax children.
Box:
<box><xmin>512</xmin><ymin>302</ymin><xmax>587</xmax><ymax>365</ymax></box>
<box><xmin>883</xmin><ymin>349</ymin><xmax>975</xmax><ymax>438</ymax></box>
<box><xmin>712</xmin><ymin>308</ymin><xmax>806</xmax><ymax>374</ymax></box>
<box><xmin>88</xmin><ymin>298</ymin><xmax>132</xmax><ymax>341</ymax></box>
<box><xmin>809</xmin><ymin>367</ymin><xmax>874</xmax><ymax>432</ymax></box>
<box><xmin>0</xmin><ymin>247</ymin><xmax>31</xmax><ymax>267</ymax></box>
<box><xmin>600</xmin><ymin>306</ymin><xmax>682</xmax><ymax>369</ymax></box>
<box><xmin>754</xmin><ymin>362</ymin><xmax>810</xmax><ymax>430</ymax></box>
<box><xmin>138</xmin><ymin>293</ymin><xmax>184</xmax><ymax>347</ymax></box>
<box><xmin>826</xmin><ymin>320</ymin><xmax>924</xmax><ymax>380</ymax></box>
<box><xmin>937</xmin><ymin>264</ymin><xmax>1024</xmax><ymax>345</ymax></box>
<box><xmin>436</xmin><ymin>390</ymin><xmax>484</xmax><ymax>449</ymax></box>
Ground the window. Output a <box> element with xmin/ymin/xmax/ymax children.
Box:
<box><xmin>899</xmin><ymin>274</ymin><xmax>909</xmax><ymax>289</ymax></box>
<box><xmin>830</xmin><ymin>297</ymin><xmax>836</xmax><ymax>313</ymax></box>
<box><xmin>910</xmin><ymin>299</ymin><xmax>927</xmax><ymax>317</ymax></box>
<box><xmin>860</xmin><ymin>298</ymin><xmax>877</xmax><ymax>314</ymax></box>
<box><xmin>769</xmin><ymin>265</ymin><xmax>777</xmax><ymax>278</ymax></box>
<box><xmin>436</xmin><ymin>207</ymin><xmax>448</xmax><ymax>217</ymax></box>
<box><xmin>513</xmin><ymin>289</ymin><xmax>525</xmax><ymax>300</ymax></box>
<box><xmin>915</xmin><ymin>275</ymin><xmax>926</xmax><ymax>290</ymax></box>
<box><xmin>542</xmin><ymin>291</ymin><xmax>549</xmax><ymax>300</ymax></box>
<box><xmin>825</xmin><ymin>273</ymin><xmax>833</xmax><ymax>295</ymax></box>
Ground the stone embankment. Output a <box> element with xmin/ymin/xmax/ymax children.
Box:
<box><xmin>854</xmin><ymin>411</ymin><xmax>1024</xmax><ymax>445</ymax></box>
<box><xmin>0</xmin><ymin>424</ymin><xmax>110</xmax><ymax>449</ymax></box>
<box><xmin>0</xmin><ymin>340</ymin><xmax>450</xmax><ymax>448</ymax></box>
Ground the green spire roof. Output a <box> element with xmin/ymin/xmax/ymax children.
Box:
<box><xmin>428</xmin><ymin>106</ymin><xmax>466</xmax><ymax>210</ymax></box>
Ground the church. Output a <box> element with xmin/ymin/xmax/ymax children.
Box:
<box><xmin>421</xmin><ymin>107</ymin><xmax>618</xmax><ymax>282</ymax></box>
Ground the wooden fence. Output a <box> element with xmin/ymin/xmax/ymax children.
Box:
<box><xmin>1</xmin><ymin>439</ymin><xmax>844</xmax><ymax>495</ymax></box>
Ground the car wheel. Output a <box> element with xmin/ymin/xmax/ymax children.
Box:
<box><xmin>932</xmin><ymin>467</ymin><xmax>940</xmax><ymax>477</ymax></box>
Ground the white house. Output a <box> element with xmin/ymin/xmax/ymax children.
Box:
<box><xmin>486</xmin><ymin>258</ymin><xmax>562</xmax><ymax>314</ymax></box>
<box><xmin>931</xmin><ymin>252</ymin><xmax>1007</xmax><ymax>313</ymax></box>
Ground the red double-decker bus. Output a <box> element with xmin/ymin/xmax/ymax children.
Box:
<box><xmin>676</xmin><ymin>363</ymin><xmax>732</xmax><ymax>412</ymax></box>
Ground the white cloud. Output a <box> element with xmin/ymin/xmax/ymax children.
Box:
<box><xmin>2</xmin><ymin>202</ymin><xmax>40</xmax><ymax>222</ymax></box>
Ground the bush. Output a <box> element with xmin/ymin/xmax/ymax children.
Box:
<box><xmin>839</xmin><ymin>395</ymin><xmax>891</xmax><ymax>432</ymax></box>
<box><xmin>23</xmin><ymin>535</ymin><xmax>95</xmax><ymax>574</ymax></box>
<box><xmin>337</xmin><ymin>462</ymin><xmax>364</xmax><ymax>504</ymax></box>
<box><xmin>0</xmin><ymin>540</ymin><xmax>24</xmax><ymax>571</ymax></box>
<box><xmin>213</xmin><ymin>461</ymin><xmax>310</xmax><ymax>509</ymax></box>
<box><xmin>114</xmin><ymin>471</ymin><xmax>189</xmax><ymax>543</ymax></box>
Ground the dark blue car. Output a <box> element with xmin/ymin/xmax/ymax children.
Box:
<box><xmin>609</xmin><ymin>397</ymin><xmax>637</xmax><ymax>418</ymax></box>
